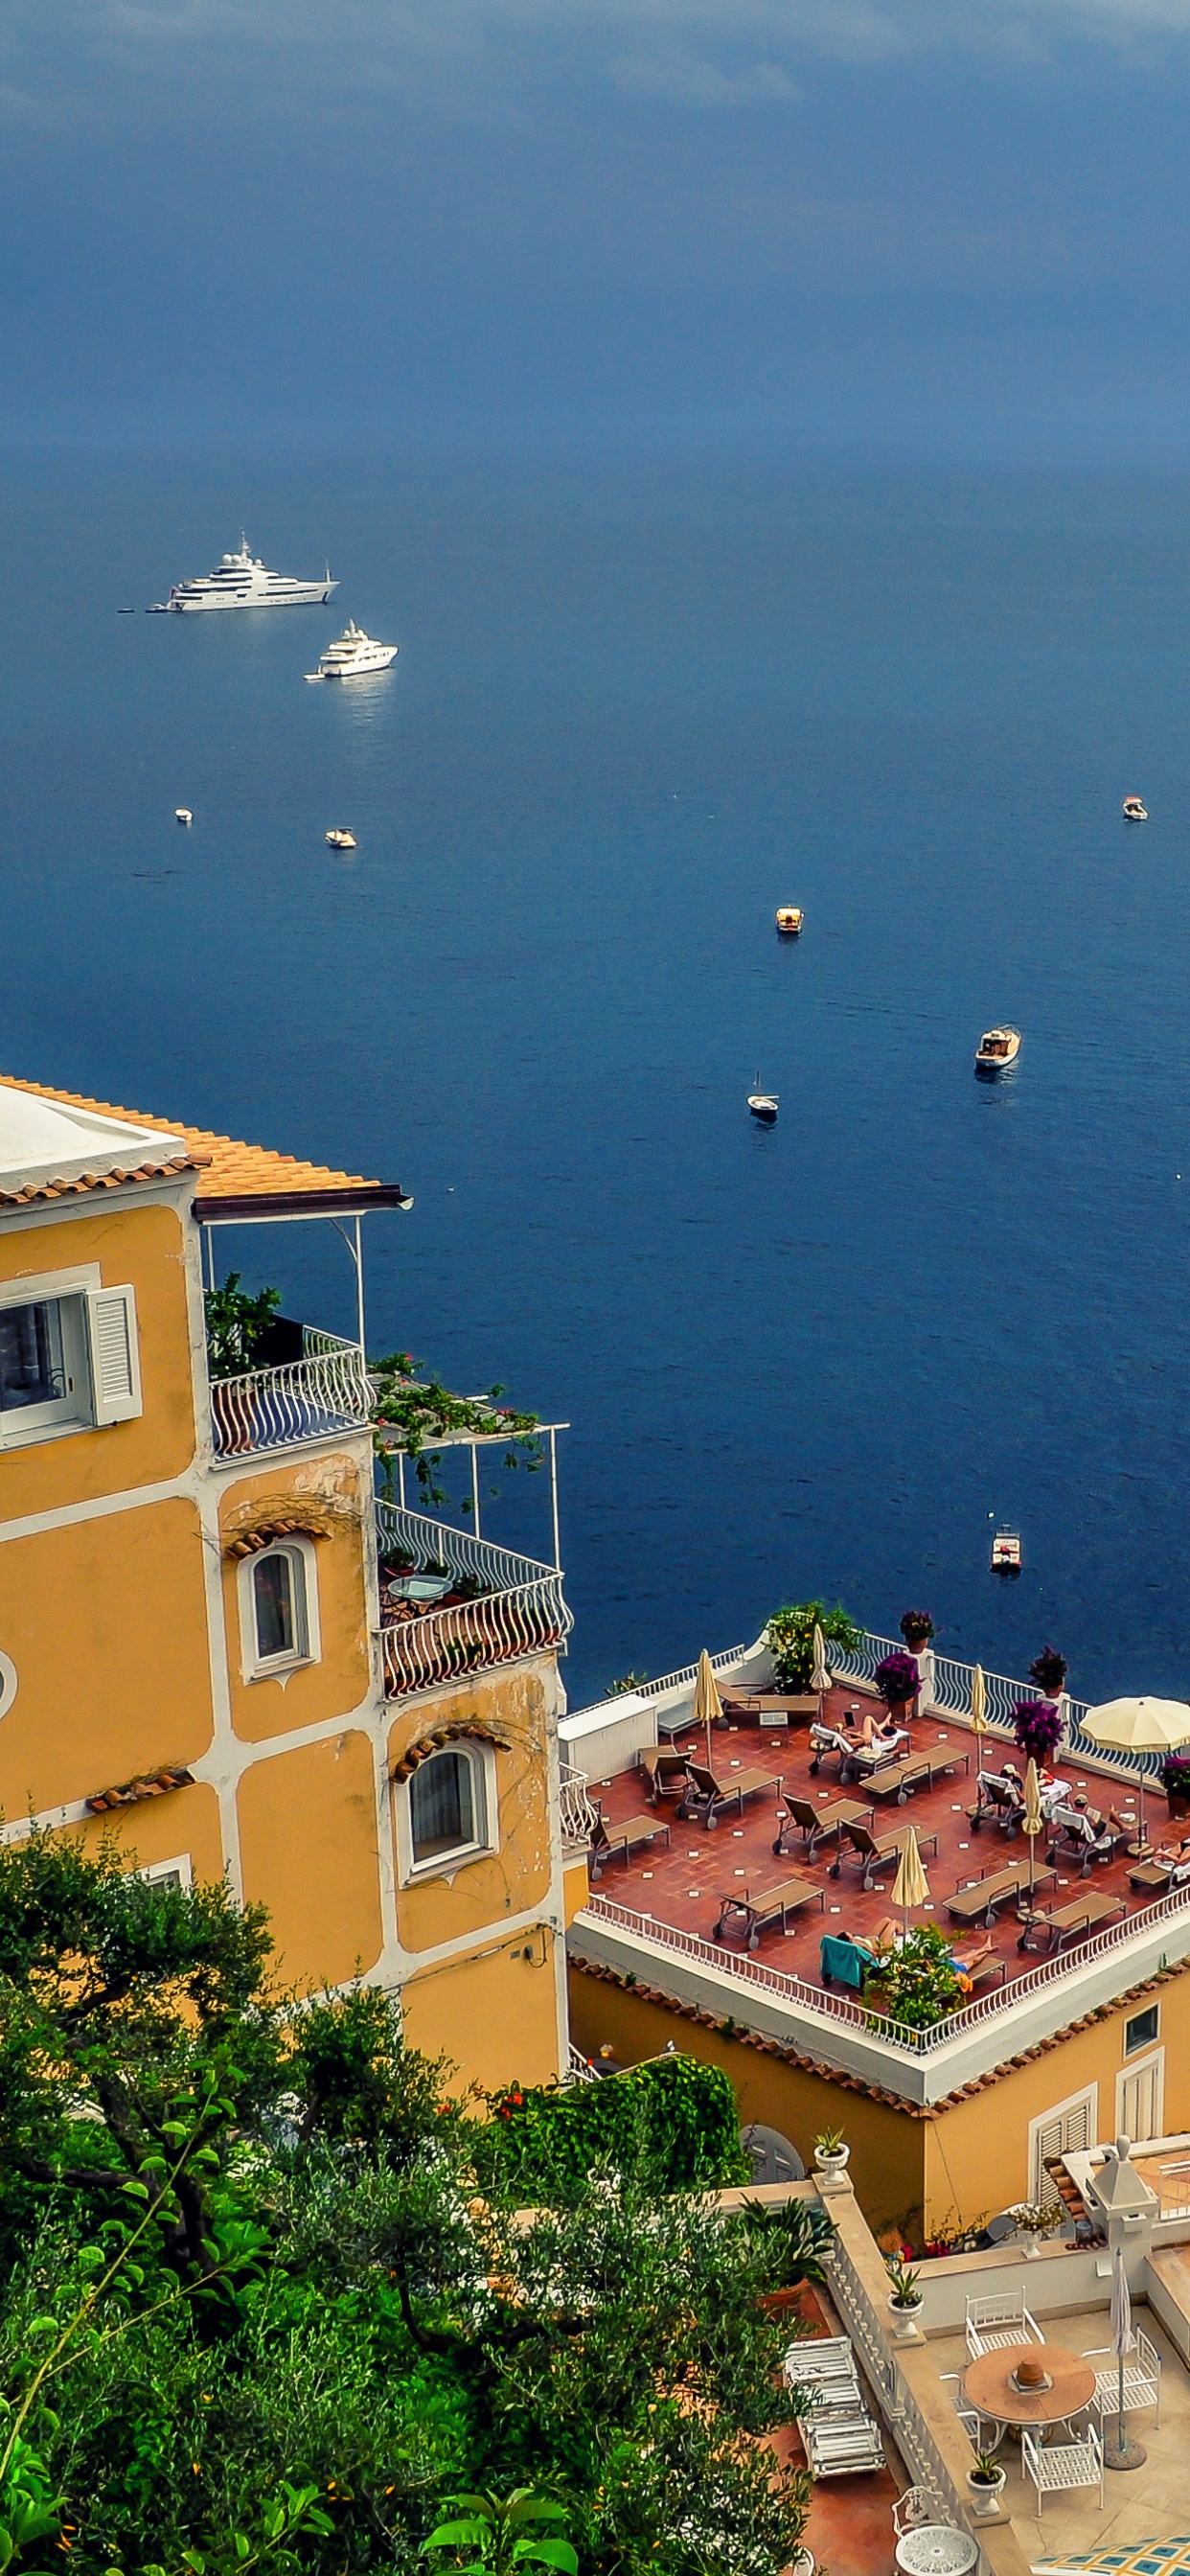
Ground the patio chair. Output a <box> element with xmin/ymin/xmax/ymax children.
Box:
<box><xmin>809</xmin><ymin>1723</ymin><xmax>904</xmax><ymax>1780</ymax></box>
<box><xmin>1128</xmin><ymin>1852</ymin><xmax>1190</xmax><ymax>1894</ymax></box>
<box><xmin>637</xmin><ymin>1747</ymin><xmax>691</xmax><ymax>1806</ymax></box>
<box><xmin>968</xmin><ymin>1769</ymin><xmax>1026</xmax><ymax>1835</ymax></box>
<box><xmin>892</xmin><ymin>2487</ymin><xmax>950</xmax><ymax>2538</ymax></box>
<box><xmin>965</xmin><ymin>2289</ymin><xmax>1044</xmax><ymax>2358</ymax></box>
<box><xmin>675</xmin><ymin>1760</ymin><xmax>776</xmax><ymax>1828</ymax></box>
<box><xmin>1045</xmin><ymin>1805</ymin><xmax>1132</xmax><ymax>1877</ymax></box>
<box><xmin>939</xmin><ymin>2375</ymin><xmax>994</xmax><ymax>2452</ymax></box>
<box><xmin>829</xmin><ymin>1818</ymin><xmax>939</xmax><ymax>1890</ymax></box>
<box><xmin>587</xmin><ymin>1809</ymin><xmax>673</xmax><ymax>1879</ymax></box>
<box><xmin>1017</xmin><ymin>1888</ymin><xmax>1124</xmax><ymax>1953</ymax></box>
<box><xmin>772</xmin><ymin>1793</ymin><xmax>865</xmax><ymax>1859</ymax></box>
<box><xmin>1021</xmin><ymin>2420</ymin><xmax>1104</xmax><ymax>2516</ymax></box>
<box><xmin>711</xmin><ymin>1874</ymin><xmax>824</xmax><ymax>1948</ymax></box>
<box><xmin>1083</xmin><ymin>2327</ymin><xmax>1161</xmax><ymax>2424</ymax></box>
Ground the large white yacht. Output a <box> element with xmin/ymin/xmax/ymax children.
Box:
<box><xmin>305</xmin><ymin>622</ymin><xmax>398</xmax><ymax>681</ymax></box>
<box><xmin>149</xmin><ymin>536</ymin><xmax>336</xmax><ymax>612</ymax></box>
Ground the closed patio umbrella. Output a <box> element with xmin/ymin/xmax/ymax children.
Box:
<box><xmin>1081</xmin><ymin>1696</ymin><xmax>1190</xmax><ymax>1857</ymax></box>
<box><xmin>693</xmin><ymin>1648</ymin><xmax>723</xmax><ymax>1769</ymax></box>
<box><xmin>1105</xmin><ymin>2243</ymin><xmax>1145</xmax><ymax>2472</ymax></box>
<box><xmin>891</xmin><ymin>1827</ymin><xmax>929</xmax><ymax>1938</ymax></box>
<box><xmin>811</xmin><ymin>1622</ymin><xmax>832</xmax><ymax>1725</ymax></box>
<box><xmin>971</xmin><ymin>1663</ymin><xmax>987</xmax><ymax>1751</ymax></box>
<box><xmin>1022</xmin><ymin>1757</ymin><xmax>1043</xmax><ymax>1909</ymax></box>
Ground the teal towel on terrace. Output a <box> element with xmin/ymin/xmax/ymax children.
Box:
<box><xmin>820</xmin><ymin>1934</ymin><xmax>873</xmax><ymax>1990</ymax></box>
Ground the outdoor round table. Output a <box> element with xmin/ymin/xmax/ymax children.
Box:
<box><xmin>963</xmin><ymin>2342</ymin><xmax>1098</xmax><ymax>2451</ymax></box>
<box><xmin>894</xmin><ymin>2526</ymin><xmax>978</xmax><ymax>2576</ymax></box>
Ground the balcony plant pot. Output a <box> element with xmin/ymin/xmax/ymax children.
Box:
<box><xmin>967</xmin><ymin>2466</ymin><xmax>1006</xmax><ymax>2520</ymax></box>
<box><xmin>888</xmin><ymin>2292</ymin><xmax>924</xmax><ymax>2342</ymax></box>
<box><xmin>813</xmin><ymin>2143</ymin><xmax>850</xmax><ymax>2181</ymax></box>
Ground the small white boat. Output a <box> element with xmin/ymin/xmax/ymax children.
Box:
<box><xmin>325</xmin><ymin>828</ymin><xmax>356</xmax><ymax>851</ymax></box>
<box><xmin>747</xmin><ymin>1075</ymin><xmax>778</xmax><ymax>1123</ymax></box>
<box><xmin>305</xmin><ymin>621</ymin><xmax>398</xmax><ymax>681</ymax></box>
<box><xmin>1123</xmin><ymin>795</ymin><xmax>1148</xmax><ymax>821</ymax></box>
<box><xmin>775</xmin><ymin>907</ymin><xmax>803</xmax><ymax>937</ymax></box>
<box><xmin>974</xmin><ymin>1024</ymin><xmax>1020</xmax><ymax>1075</ymax></box>
<box><xmin>991</xmin><ymin>1527</ymin><xmax>1022</xmax><ymax>1575</ymax></box>
<box><xmin>175</xmin><ymin>808</ymin><xmax>193</xmax><ymax>826</ymax></box>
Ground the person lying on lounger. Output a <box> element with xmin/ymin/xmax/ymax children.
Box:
<box><xmin>843</xmin><ymin>1707</ymin><xmax>910</xmax><ymax>1756</ymax></box>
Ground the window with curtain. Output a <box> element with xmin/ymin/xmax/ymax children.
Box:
<box><xmin>252</xmin><ymin>1546</ymin><xmax>308</xmax><ymax>1663</ymax></box>
<box><xmin>409</xmin><ymin>1748</ymin><xmax>485</xmax><ymax>1864</ymax></box>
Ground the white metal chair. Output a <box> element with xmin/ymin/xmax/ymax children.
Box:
<box><xmin>939</xmin><ymin>2372</ymin><xmax>994</xmax><ymax>2452</ymax></box>
<box><xmin>1021</xmin><ymin>2419</ymin><xmax>1104</xmax><ymax>2516</ymax></box>
<box><xmin>1083</xmin><ymin>2328</ymin><xmax>1161</xmax><ymax>2424</ymax></box>
<box><xmin>964</xmin><ymin>2290</ymin><xmax>1045</xmax><ymax>2359</ymax></box>
<box><xmin>892</xmin><ymin>2489</ymin><xmax>949</xmax><ymax>2537</ymax></box>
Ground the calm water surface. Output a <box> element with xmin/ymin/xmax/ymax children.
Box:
<box><xmin>3</xmin><ymin>452</ymin><xmax>1190</xmax><ymax>1708</ymax></box>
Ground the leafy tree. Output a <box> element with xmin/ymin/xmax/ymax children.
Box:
<box><xmin>203</xmin><ymin>1276</ymin><xmax>283</xmax><ymax>1379</ymax></box>
<box><xmin>766</xmin><ymin>1601</ymin><xmax>859</xmax><ymax>1690</ymax></box>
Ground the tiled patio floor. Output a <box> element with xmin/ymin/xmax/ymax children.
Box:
<box><xmin>586</xmin><ymin>1689</ymin><xmax>1160</xmax><ymax>2005</ymax></box>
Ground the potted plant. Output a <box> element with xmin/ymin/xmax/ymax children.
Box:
<box><xmin>885</xmin><ymin>2256</ymin><xmax>924</xmax><ymax>2339</ymax></box>
<box><xmin>967</xmin><ymin>2451</ymin><xmax>1007</xmax><ymax>2519</ymax></box>
<box><xmin>1163</xmin><ymin>1754</ymin><xmax>1190</xmax><ymax>1820</ymax></box>
<box><xmin>874</xmin><ymin>1648</ymin><xmax>921</xmax><ymax>1722</ymax></box>
<box><xmin>1011</xmin><ymin>1697</ymin><xmax>1065</xmax><ymax>1767</ymax></box>
<box><xmin>1011</xmin><ymin>2199</ymin><xmax>1057</xmax><ymax>2255</ymax></box>
<box><xmin>1029</xmin><ymin>1644</ymin><xmax>1067</xmax><ymax>1710</ymax></box>
<box><xmin>812</xmin><ymin>2126</ymin><xmax>850</xmax><ymax>2182</ymax></box>
<box><xmin>899</xmin><ymin>1610</ymin><xmax>935</xmax><ymax>1650</ymax></box>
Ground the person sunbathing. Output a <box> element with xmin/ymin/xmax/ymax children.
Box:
<box><xmin>858</xmin><ymin>1708</ymin><xmax>909</xmax><ymax>1754</ymax></box>
<box><xmin>1064</xmin><ymin>1791</ymin><xmax>1128</xmax><ymax>1852</ymax></box>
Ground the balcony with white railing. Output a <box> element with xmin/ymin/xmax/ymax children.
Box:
<box><xmin>209</xmin><ymin>1326</ymin><xmax>371</xmax><ymax>1460</ymax></box>
<box><xmin>376</xmin><ymin>1500</ymin><xmax>572</xmax><ymax>1699</ymax></box>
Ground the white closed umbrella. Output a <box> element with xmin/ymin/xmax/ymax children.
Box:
<box><xmin>693</xmin><ymin>1648</ymin><xmax>723</xmax><ymax>1769</ymax></box>
<box><xmin>1081</xmin><ymin>1696</ymin><xmax>1190</xmax><ymax>1856</ymax></box>
<box><xmin>811</xmin><ymin>1622</ymin><xmax>832</xmax><ymax>1724</ymax></box>
<box><xmin>1104</xmin><ymin>2242</ymin><xmax>1145</xmax><ymax>2471</ymax></box>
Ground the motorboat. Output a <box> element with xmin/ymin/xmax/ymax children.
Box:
<box><xmin>775</xmin><ymin>908</ymin><xmax>803</xmax><ymax>936</ymax></box>
<box><xmin>305</xmin><ymin>621</ymin><xmax>398</xmax><ymax>680</ymax></box>
<box><xmin>175</xmin><ymin>808</ymin><xmax>193</xmax><ymax>826</ymax></box>
<box><xmin>1123</xmin><ymin>796</ymin><xmax>1148</xmax><ymax>821</ymax></box>
<box><xmin>747</xmin><ymin>1077</ymin><xmax>778</xmax><ymax>1123</ymax></box>
<box><xmin>149</xmin><ymin>535</ymin><xmax>336</xmax><ymax>612</ymax></box>
<box><xmin>974</xmin><ymin>1025</ymin><xmax>1021</xmax><ymax>1076</ymax></box>
<box><xmin>991</xmin><ymin>1528</ymin><xmax>1022</xmax><ymax>1576</ymax></box>
<box><xmin>325</xmin><ymin>829</ymin><xmax>356</xmax><ymax>851</ymax></box>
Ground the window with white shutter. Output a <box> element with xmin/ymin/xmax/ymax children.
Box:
<box><xmin>86</xmin><ymin>1285</ymin><xmax>143</xmax><ymax>1425</ymax></box>
<box><xmin>1029</xmin><ymin>2085</ymin><xmax>1098</xmax><ymax>2196</ymax></box>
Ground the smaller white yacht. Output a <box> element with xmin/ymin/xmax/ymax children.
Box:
<box><xmin>1123</xmin><ymin>795</ymin><xmax>1148</xmax><ymax>821</ymax></box>
<box><xmin>326</xmin><ymin>829</ymin><xmax>357</xmax><ymax>851</ymax></box>
<box><xmin>306</xmin><ymin>622</ymin><xmax>398</xmax><ymax>681</ymax></box>
<box><xmin>747</xmin><ymin>1076</ymin><xmax>778</xmax><ymax>1123</ymax></box>
<box><xmin>175</xmin><ymin>808</ymin><xmax>193</xmax><ymax>826</ymax></box>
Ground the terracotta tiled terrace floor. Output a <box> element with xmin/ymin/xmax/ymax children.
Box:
<box><xmin>586</xmin><ymin>1688</ymin><xmax>1165</xmax><ymax>2004</ymax></box>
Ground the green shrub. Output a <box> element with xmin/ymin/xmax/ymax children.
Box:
<box><xmin>477</xmin><ymin>2056</ymin><xmax>748</xmax><ymax>2201</ymax></box>
<box><xmin>766</xmin><ymin>1602</ymin><xmax>860</xmax><ymax>1691</ymax></box>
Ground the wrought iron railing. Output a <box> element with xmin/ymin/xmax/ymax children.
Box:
<box><xmin>210</xmin><ymin>1329</ymin><xmax>370</xmax><ymax>1459</ymax></box>
<box><xmin>578</xmin><ymin>1877</ymin><xmax>1190</xmax><ymax>2058</ymax></box>
<box><xmin>633</xmin><ymin>1646</ymin><xmax>750</xmax><ymax>1702</ymax></box>
<box><xmin>560</xmin><ymin>1760</ymin><xmax>600</xmax><ymax>1851</ymax></box>
<box><xmin>834</xmin><ymin>1629</ymin><xmax>1168</xmax><ymax>1789</ymax></box>
<box><xmin>375</xmin><ymin>1501</ymin><xmax>572</xmax><ymax>1698</ymax></box>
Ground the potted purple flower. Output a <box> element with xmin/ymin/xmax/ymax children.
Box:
<box><xmin>900</xmin><ymin>1611</ymin><xmax>936</xmax><ymax>1714</ymax></box>
<box><xmin>1012</xmin><ymin>1697</ymin><xmax>1065</xmax><ymax>1766</ymax></box>
<box><xmin>875</xmin><ymin>1649</ymin><xmax>921</xmax><ymax>1722</ymax></box>
<box><xmin>1029</xmin><ymin>1645</ymin><xmax>1067</xmax><ymax>1711</ymax></box>
<box><xmin>899</xmin><ymin>1611</ymin><xmax>935</xmax><ymax>1651</ymax></box>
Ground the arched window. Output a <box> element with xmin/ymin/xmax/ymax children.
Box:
<box><xmin>244</xmin><ymin>1541</ymin><xmax>314</xmax><ymax>1673</ymax></box>
<box><xmin>409</xmin><ymin>1746</ymin><xmax>489</xmax><ymax>1867</ymax></box>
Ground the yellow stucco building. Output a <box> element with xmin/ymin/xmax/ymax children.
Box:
<box><xmin>0</xmin><ymin>1071</ymin><xmax>584</xmax><ymax>2092</ymax></box>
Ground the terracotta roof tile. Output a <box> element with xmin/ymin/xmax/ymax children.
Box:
<box><xmin>0</xmin><ymin>1075</ymin><xmax>404</xmax><ymax>1213</ymax></box>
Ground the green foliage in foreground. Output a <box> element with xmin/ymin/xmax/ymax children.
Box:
<box><xmin>765</xmin><ymin>1601</ymin><xmax>860</xmax><ymax>1691</ymax></box>
<box><xmin>0</xmin><ymin>1830</ymin><xmax>817</xmax><ymax>2576</ymax></box>
<box><xmin>476</xmin><ymin>2055</ymin><xmax>749</xmax><ymax>2201</ymax></box>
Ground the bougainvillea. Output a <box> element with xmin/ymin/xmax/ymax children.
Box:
<box><xmin>874</xmin><ymin>1649</ymin><xmax>921</xmax><ymax>1709</ymax></box>
<box><xmin>1012</xmin><ymin>1696</ymin><xmax>1065</xmax><ymax>1764</ymax></box>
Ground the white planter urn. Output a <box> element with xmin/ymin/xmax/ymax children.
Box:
<box><xmin>888</xmin><ymin>2295</ymin><xmax>924</xmax><ymax>2343</ymax></box>
<box><xmin>813</xmin><ymin>2144</ymin><xmax>851</xmax><ymax>2190</ymax></box>
<box><xmin>967</xmin><ymin>2469</ymin><xmax>1006</xmax><ymax>2521</ymax></box>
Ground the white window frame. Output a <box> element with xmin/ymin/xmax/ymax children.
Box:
<box><xmin>0</xmin><ymin>1652</ymin><xmax>16</xmax><ymax>1721</ymax></box>
<box><xmin>1124</xmin><ymin>2001</ymin><xmax>1161</xmax><ymax>2057</ymax></box>
<box><xmin>398</xmin><ymin>1740</ymin><xmax>497</xmax><ymax>1884</ymax></box>
<box><xmin>1117</xmin><ymin>2048</ymin><xmax>1165</xmax><ymax>2145</ymax></box>
<box><xmin>0</xmin><ymin>1262</ymin><xmax>142</xmax><ymax>1446</ymax></box>
<box><xmin>1029</xmin><ymin>2082</ymin><xmax>1099</xmax><ymax>2199</ymax></box>
<box><xmin>238</xmin><ymin>1537</ymin><xmax>320</xmax><ymax>1683</ymax></box>
<box><xmin>136</xmin><ymin>1854</ymin><xmax>194</xmax><ymax>1892</ymax></box>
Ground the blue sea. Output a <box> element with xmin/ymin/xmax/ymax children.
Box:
<box><xmin>4</xmin><ymin>449</ymin><xmax>1190</xmax><ymax>1711</ymax></box>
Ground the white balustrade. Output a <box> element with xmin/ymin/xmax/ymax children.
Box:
<box><xmin>375</xmin><ymin>1500</ymin><xmax>572</xmax><ymax>1698</ymax></box>
<box><xmin>560</xmin><ymin>1760</ymin><xmax>600</xmax><ymax>1851</ymax></box>
<box><xmin>210</xmin><ymin>1330</ymin><xmax>370</xmax><ymax>1459</ymax></box>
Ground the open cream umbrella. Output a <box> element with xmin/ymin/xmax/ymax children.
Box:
<box><xmin>1081</xmin><ymin>1696</ymin><xmax>1190</xmax><ymax>1856</ymax></box>
<box><xmin>891</xmin><ymin>1827</ymin><xmax>929</xmax><ymax>1939</ymax></box>
<box><xmin>1022</xmin><ymin>1757</ymin><xmax>1044</xmax><ymax>1911</ymax></box>
<box><xmin>811</xmin><ymin>1622</ymin><xmax>833</xmax><ymax>1726</ymax></box>
<box><xmin>693</xmin><ymin>1648</ymin><xmax>723</xmax><ymax>1769</ymax></box>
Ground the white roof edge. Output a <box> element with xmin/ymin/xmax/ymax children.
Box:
<box><xmin>0</xmin><ymin>1081</ymin><xmax>189</xmax><ymax>1195</ymax></box>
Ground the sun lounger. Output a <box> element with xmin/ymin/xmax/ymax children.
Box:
<box><xmin>721</xmin><ymin>1689</ymin><xmax>818</xmax><ymax>1724</ymax></box>
<box><xmin>676</xmin><ymin>1761</ymin><xmax>778</xmax><ymax>1828</ymax></box>
<box><xmin>945</xmin><ymin>1858</ymin><xmax>1054</xmax><ymax>1927</ymax></box>
<box><xmin>1045</xmin><ymin>1805</ymin><xmax>1133</xmax><ymax>1877</ymax></box>
<box><xmin>772</xmin><ymin>1794</ymin><xmax>868</xmax><ymax>1859</ymax></box>
<box><xmin>864</xmin><ymin>1744</ymin><xmax>971</xmax><ymax>1805</ymax></box>
<box><xmin>588</xmin><ymin>1810</ymin><xmax>673</xmax><ymax>1879</ymax></box>
<box><xmin>637</xmin><ymin>1747</ymin><xmax>692</xmax><ymax>1805</ymax></box>
<box><xmin>968</xmin><ymin>1769</ymin><xmax>1027</xmax><ymax>1833</ymax></box>
<box><xmin>711</xmin><ymin>1874</ymin><xmax>825</xmax><ymax>1948</ymax></box>
<box><xmin>829</xmin><ymin>1818</ymin><xmax>940</xmax><ymax>1891</ymax></box>
<box><xmin>1017</xmin><ymin>1887</ymin><xmax>1125</xmax><ymax>1953</ymax></box>
<box><xmin>1129</xmin><ymin>1852</ymin><xmax>1190</xmax><ymax>1894</ymax></box>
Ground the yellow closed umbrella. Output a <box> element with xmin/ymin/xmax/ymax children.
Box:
<box><xmin>891</xmin><ymin>1826</ymin><xmax>929</xmax><ymax>1937</ymax></box>
<box><xmin>971</xmin><ymin>1663</ymin><xmax>987</xmax><ymax>1741</ymax></box>
<box><xmin>1022</xmin><ymin>1756</ymin><xmax>1044</xmax><ymax>1909</ymax></box>
<box><xmin>693</xmin><ymin>1648</ymin><xmax>723</xmax><ymax>1768</ymax></box>
<box><xmin>1081</xmin><ymin>1696</ymin><xmax>1190</xmax><ymax>1855</ymax></box>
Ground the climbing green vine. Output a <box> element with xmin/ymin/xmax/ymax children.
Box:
<box><xmin>369</xmin><ymin>1354</ymin><xmax>543</xmax><ymax>1510</ymax></box>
